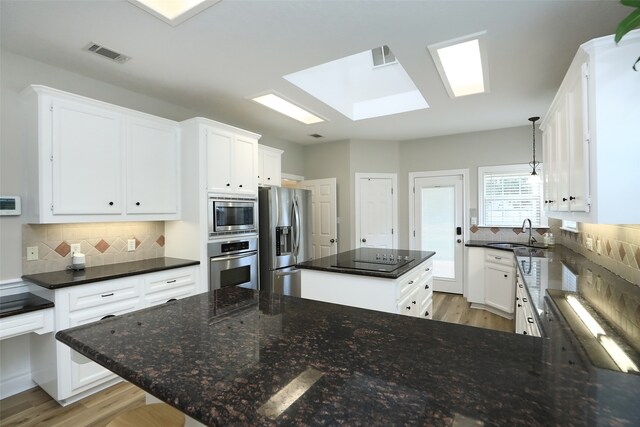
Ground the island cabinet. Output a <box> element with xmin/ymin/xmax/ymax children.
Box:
<box><xmin>514</xmin><ymin>277</ymin><xmax>541</xmax><ymax>337</ymax></box>
<box><xmin>540</xmin><ymin>32</ymin><xmax>640</xmax><ymax>223</ymax></box>
<box><xmin>22</xmin><ymin>85</ymin><xmax>180</xmax><ymax>223</ymax></box>
<box><xmin>300</xmin><ymin>258</ymin><xmax>434</xmax><ymax>319</ymax></box>
<box><xmin>29</xmin><ymin>265</ymin><xmax>198</xmax><ymax>405</ymax></box>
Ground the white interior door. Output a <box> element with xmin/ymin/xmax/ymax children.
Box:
<box><xmin>356</xmin><ymin>174</ymin><xmax>396</xmax><ymax>249</ymax></box>
<box><xmin>414</xmin><ymin>175</ymin><xmax>464</xmax><ymax>294</ymax></box>
<box><xmin>298</xmin><ymin>178</ymin><xmax>337</xmax><ymax>258</ymax></box>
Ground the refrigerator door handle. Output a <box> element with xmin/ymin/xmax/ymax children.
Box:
<box><xmin>293</xmin><ymin>197</ymin><xmax>301</xmax><ymax>256</ymax></box>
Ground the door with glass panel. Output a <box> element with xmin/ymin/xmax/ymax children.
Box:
<box><xmin>414</xmin><ymin>175</ymin><xmax>464</xmax><ymax>294</ymax></box>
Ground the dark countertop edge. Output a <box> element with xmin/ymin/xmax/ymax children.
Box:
<box><xmin>0</xmin><ymin>292</ymin><xmax>54</xmax><ymax>319</ymax></box>
<box><xmin>22</xmin><ymin>258</ymin><xmax>200</xmax><ymax>289</ymax></box>
<box><xmin>296</xmin><ymin>251</ymin><xmax>436</xmax><ymax>279</ymax></box>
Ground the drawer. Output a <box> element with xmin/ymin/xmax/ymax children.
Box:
<box><xmin>144</xmin><ymin>267</ymin><xmax>196</xmax><ymax>295</ymax></box>
<box><xmin>0</xmin><ymin>308</ymin><xmax>54</xmax><ymax>340</ymax></box>
<box><xmin>397</xmin><ymin>288</ymin><xmax>419</xmax><ymax>317</ymax></box>
<box><xmin>420</xmin><ymin>295</ymin><xmax>433</xmax><ymax>320</ymax></box>
<box><xmin>144</xmin><ymin>283</ymin><xmax>196</xmax><ymax>307</ymax></box>
<box><xmin>399</xmin><ymin>260</ymin><xmax>433</xmax><ymax>298</ymax></box>
<box><xmin>485</xmin><ymin>250</ymin><xmax>514</xmax><ymax>267</ymax></box>
<box><xmin>68</xmin><ymin>298</ymin><xmax>140</xmax><ymax>327</ymax></box>
<box><xmin>67</xmin><ymin>277</ymin><xmax>139</xmax><ymax>313</ymax></box>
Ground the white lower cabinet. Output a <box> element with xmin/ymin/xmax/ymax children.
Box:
<box><xmin>514</xmin><ymin>278</ymin><xmax>541</xmax><ymax>337</ymax></box>
<box><xmin>301</xmin><ymin>258</ymin><xmax>434</xmax><ymax>318</ymax></box>
<box><xmin>465</xmin><ymin>247</ymin><xmax>515</xmax><ymax>319</ymax></box>
<box><xmin>30</xmin><ymin>265</ymin><xmax>199</xmax><ymax>405</ymax></box>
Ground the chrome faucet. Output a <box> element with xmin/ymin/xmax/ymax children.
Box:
<box><xmin>522</xmin><ymin>218</ymin><xmax>536</xmax><ymax>246</ymax></box>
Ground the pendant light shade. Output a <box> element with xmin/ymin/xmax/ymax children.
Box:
<box><xmin>528</xmin><ymin>116</ymin><xmax>541</xmax><ymax>183</ymax></box>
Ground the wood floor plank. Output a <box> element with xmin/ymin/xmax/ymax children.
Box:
<box><xmin>432</xmin><ymin>292</ymin><xmax>514</xmax><ymax>333</ymax></box>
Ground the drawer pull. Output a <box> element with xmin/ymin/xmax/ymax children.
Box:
<box><xmin>101</xmin><ymin>293</ymin><xmax>115</xmax><ymax>298</ymax></box>
<box><xmin>166</xmin><ymin>298</ymin><xmax>178</xmax><ymax>303</ymax></box>
<box><xmin>527</xmin><ymin>317</ymin><xmax>534</xmax><ymax>324</ymax></box>
<box><xmin>494</xmin><ymin>256</ymin><xmax>502</xmax><ymax>260</ymax></box>
<box><xmin>406</xmin><ymin>306</ymin><xmax>411</xmax><ymax>311</ymax></box>
<box><xmin>412</xmin><ymin>300</ymin><xmax>416</xmax><ymax>305</ymax></box>
<box><xmin>101</xmin><ymin>314</ymin><xmax>116</xmax><ymax>321</ymax></box>
<box><xmin>425</xmin><ymin>311</ymin><xmax>429</xmax><ymax>317</ymax></box>
<box><xmin>166</xmin><ymin>279</ymin><xmax>177</xmax><ymax>284</ymax></box>
<box><xmin>517</xmin><ymin>304</ymin><xmax>522</xmax><ymax>307</ymax></box>
<box><xmin>425</xmin><ymin>268</ymin><xmax>430</xmax><ymax>272</ymax></box>
<box><xmin>408</xmin><ymin>281</ymin><xmax>414</xmax><ymax>285</ymax></box>
<box><xmin>523</xmin><ymin>331</ymin><xmax>528</xmax><ymax>335</ymax></box>
<box><xmin>523</xmin><ymin>297</ymin><xmax>528</xmax><ymax>303</ymax></box>
<box><xmin>425</xmin><ymin>284</ymin><xmax>429</xmax><ymax>290</ymax></box>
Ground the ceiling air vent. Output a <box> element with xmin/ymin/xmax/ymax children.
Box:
<box><xmin>309</xmin><ymin>134</ymin><xmax>324</xmax><ymax>139</ymax></box>
<box><xmin>83</xmin><ymin>42</ymin><xmax>131</xmax><ymax>64</ymax></box>
<box><xmin>371</xmin><ymin>45</ymin><xmax>397</xmax><ymax>68</ymax></box>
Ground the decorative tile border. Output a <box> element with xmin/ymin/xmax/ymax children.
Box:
<box><xmin>22</xmin><ymin>222</ymin><xmax>166</xmax><ymax>275</ymax></box>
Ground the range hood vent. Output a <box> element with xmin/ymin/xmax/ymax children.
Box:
<box><xmin>84</xmin><ymin>42</ymin><xmax>131</xmax><ymax>64</ymax></box>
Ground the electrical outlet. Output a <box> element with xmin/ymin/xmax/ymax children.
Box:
<box><xmin>70</xmin><ymin>243</ymin><xmax>81</xmax><ymax>255</ymax></box>
<box><xmin>27</xmin><ymin>246</ymin><xmax>38</xmax><ymax>261</ymax></box>
<box><xmin>596</xmin><ymin>239</ymin><xmax>602</xmax><ymax>255</ymax></box>
<box><xmin>586</xmin><ymin>237</ymin><xmax>594</xmax><ymax>251</ymax></box>
<box><xmin>127</xmin><ymin>239</ymin><xmax>136</xmax><ymax>252</ymax></box>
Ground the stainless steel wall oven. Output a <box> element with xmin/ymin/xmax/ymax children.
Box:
<box><xmin>208</xmin><ymin>237</ymin><xmax>258</xmax><ymax>291</ymax></box>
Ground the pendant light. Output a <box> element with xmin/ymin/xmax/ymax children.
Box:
<box><xmin>528</xmin><ymin>116</ymin><xmax>541</xmax><ymax>183</ymax></box>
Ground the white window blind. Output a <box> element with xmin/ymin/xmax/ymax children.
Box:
<box><xmin>479</xmin><ymin>165</ymin><xmax>545</xmax><ymax>227</ymax></box>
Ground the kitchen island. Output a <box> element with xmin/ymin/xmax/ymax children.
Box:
<box><xmin>297</xmin><ymin>248</ymin><xmax>436</xmax><ymax>318</ymax></box>
<box><xmin>55</xmin><ymin>284</ymin><xmax>640</xmax><ymax>426</ymax></box>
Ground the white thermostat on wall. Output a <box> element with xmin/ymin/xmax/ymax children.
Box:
<box><xmin>0</xmin><ymin>196</ymin><xmax>21</xmax><ymax>216</ymax></box>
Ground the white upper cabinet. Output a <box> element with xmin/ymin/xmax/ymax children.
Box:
<box><xmin>23</xmin><ymin>85</ymin><xmax>181</xmax><ymax>223</ymax></box>
<box><xmin>206</xmin><ymin>121</ymin><xmax>259</xmax><ymax>195</ymax></box>
<box><xmin>51</xmin><ymin>97</ymin><xmax>123</xmax><ymax>215</ymax></box>
<box><xmin>540</xmin><ymin>31</ymin><xmax>640</xmax><ymax>223</ymax></box>
<box><xmin>126</xmin><ymin>116</ymin><xmax>180</xmax><ymax>215</ymax></box>
<box><xmin>258</xmin><ymin>145</ymin><xmax>283</xmax><ymax>187</ymax></box>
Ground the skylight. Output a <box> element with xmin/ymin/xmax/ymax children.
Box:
<box><xmin>251</xmin><ymin>94</ymin><xmax>324</xmax><ymax>125</ymax></box>
<box><xmin>428</xmin><ymin>32</ymin><xmax>490</xmax><ymax>98</ymax></box>
<box><xmin>283</xmin><ymin>46</ymin><xmax>428</xmax><ymax>121</ymax></box>
<box><xmin>128</xmin><ymin>0</ymin><xmax>221</xmax><ymax>26</ymax></box>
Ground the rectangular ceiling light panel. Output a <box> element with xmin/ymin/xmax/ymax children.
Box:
<box><xmin>428</xmin><ymin>32</ymin><xmax>490</xmax><ymax>98</ymax></box>
<box><xmin>252</xmin><ymin>94</ymin><xmax>324</xmax><ymax>125</ymax></box>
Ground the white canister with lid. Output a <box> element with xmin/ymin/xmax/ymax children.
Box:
<box><xmin>71</xmin><ymin>252</ymin><xmax>86</xmax><ymax>270</ymax></box>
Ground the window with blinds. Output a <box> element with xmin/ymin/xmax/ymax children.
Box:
<box><xmin>478</xmin><ymin>164</ymin><xmax>545</xmax><ymax>227</ymax></box>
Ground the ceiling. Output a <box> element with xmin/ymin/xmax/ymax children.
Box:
<box><xmin>0</xmin><ymin>1</ymin><xmax>629</xmax><ymax>145</ymax></box>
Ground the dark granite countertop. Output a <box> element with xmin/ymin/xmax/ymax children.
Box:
<box><xmin>0</xmin><ymin>292</ymin><xmax>54</xmax><ymax>318</ymax></box>
<box><xmin>467</xmin><ymin>240</ymin><xmax>640</xmax><ymax>375</ymax></box>
<box><xmin>22</xmin><ymin>257</ymin><xmax>199</xmax><ymax>289</ymax></box>
<box><xmin>297</xmin><ymin>248</ymin><xmax>436</xmax><ymax>279</ymax></box>
<box><xmin>56</xmin><ymin>286</ymin><xmax>640</xmax><ymax>426</ymax></box>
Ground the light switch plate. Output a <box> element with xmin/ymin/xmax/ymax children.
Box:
<box><xmin>70</xmin><ymin>243</ymin><xmax>81</xmax><ymax>255</ymax></box>
<box><xmin>586</xmin><ymin>237</ymin><xmax>593</xmax><ymax>251</ymax></box>
<box><xmin>127</xmin><ymin>239</ymin><xmax>136</xmax><ymax>252</ymax></box>
<box><xmin>596</xmin><ymin>239</ymin><xmax>602</xmax><ymax>255</ymax></box>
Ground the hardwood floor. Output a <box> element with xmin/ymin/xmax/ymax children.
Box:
<box><xmin>0</xmin><ymin>382</ymin><xmax>144</xmax><ymax>427</ymax></box>
<box><xmin>1</xmin><ymin>293</ymin><xmax>512</xmax><ymax>426</ymax></box>
<box><xmin>432</xmin><ymin>291</ymin><xmax>514</xmax><ymax>333</ymax></box>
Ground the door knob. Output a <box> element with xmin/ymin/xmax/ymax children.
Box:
<box><xmin>457</xmin><ymin>239</ymin><xmax>462</xmax><ymax>243</ymax></box>
<box><xmin>330</xmin><ymin>238</ymin><xmax>336</xmax><ymax>243</ymax></box>
<box><xmin>362</xmin><ymin>238</ymin><xmax>366</xmax><ymax>243</ymax></box>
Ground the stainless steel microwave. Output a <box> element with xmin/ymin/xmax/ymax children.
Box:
<box><xmin>208</xmin><ymin>195</ymin><xmax>257</xmax><ymax>237</ymax></box>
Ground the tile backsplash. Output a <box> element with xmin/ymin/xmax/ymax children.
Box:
<box><xmin>23</xmin><ymin>222</ymin><xmax>165</xmax><ymax>275</ymax></box>
<box><xmin>468</xmin><ymin>225</ymin><xmax>549</xmax><ymax>243</ymax></box>
<box><xmin>557</xmin><ymin>222</ymin><xmax>640</xmax><ymax>287</ymax></box>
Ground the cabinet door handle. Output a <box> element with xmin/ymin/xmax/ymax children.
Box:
<box><xmin>517</xmin><ymin>304</ymin><xmax>522</xmax><ymax>307</ymax></box>
<box><xmin>569</xmin><ymin>196</ymin><xmax>576</xmax><ymax>200</ymax></box>
<box><xmin>101</xmin><ymin>293</ymin><xmax>114</xmax><ymax>298</ymax></box>
<box><xmin>412</xmin><ymin>300</ymin><xmax>416</xmax><ymax>305</ymax></box>
<box><xmin>425</xmin><ymin>311</ymin><xmax>429</xmax><ymax>317</ymax></box>
<box><xmin>101</xmin><ymin>314</ymin><xmax>115</xmax><ymax>320</ymax></box>
<box><xmin>523</xmin><ymin>331</ymin><xmax>528</xmax><ymax>335</ymax></box>
<box><xmin>361</xmin><ymin>238</ymin><xmax>367</xmax><ymax>243</ymax></box>
<box><xmin>562</xmin><ymin>197</ymin><xmax>568</xmax><ymax>202</ymax></box>
<box><xmin>108</xmin><ymin>201</ymin><xmax>114</xmax><ymax>206</ymax></box>
<box><xmin>267</xmin><ymin>177</ymin><xmax>271</xmax><ymax>180</ymax></box>
<box><xmin>226</xmin><ymin>183</ymin><xmax>230</xmax><ymax>187</ymax></box>
<box><xmin>406</xmin><ymin>306</ymin><xmax>411</xmax><ymax>310</ymax></box>
<box><xmin>136</xmin><ymin>201</ymin><xmax>141</xmax><ymax>206</ymax></box>
<box><xmin>425</xmin><ymin>268</ymin><xmax>430</xmax><ymax>272</ymax></box>
<box><xmin>504</xmin><ymin>274</ymin><xmax>508</xmax><ymax>278</ymax></box>
<box><xmin>166</xmin><ymin>279</ymin><xmax>177</xmax><ymax>284</ymax></box>
<box><xmin>239</xmin><ymin>184</ymin><xmax>243</xmax><ymax>188</ymax></box>
<box><xmin>408</xmin><ymin>280</ymin><xmax>414</xmax><ymax>284</ymax></box>
<box><xmin>425</xmin><ymin>284</ymin><xmax>429</xmax><ymax>290</ymax></box>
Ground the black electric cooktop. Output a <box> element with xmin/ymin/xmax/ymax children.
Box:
<box><xmin>331</xmin><ymin>249</ymin><xmax>415</xmax><ymax>273</ymax></box>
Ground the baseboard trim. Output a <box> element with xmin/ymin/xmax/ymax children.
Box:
<box><xmin>0</xmin><ymin>372</ymin><xmax>37</xmax><ymax>400</ymax></box>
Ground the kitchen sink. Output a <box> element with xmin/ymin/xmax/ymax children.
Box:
<box><xmin>486</xmin><ymin>242</ymin><xmax>527</xmax><ymax>249</ymax></box>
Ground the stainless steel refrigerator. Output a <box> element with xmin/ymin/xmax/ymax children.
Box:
<box><xmin>258</xmin><ymin>186</ymin><xmax>312</xmax><ymax>297</ymax></box>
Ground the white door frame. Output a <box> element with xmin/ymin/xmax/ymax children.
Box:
<box><xmin>355</xmin><ymin>173</ymin><xmax>398</xmax><ymax>249</ymax></box>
